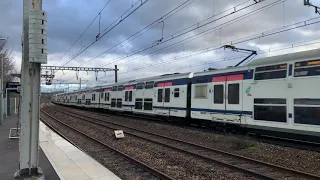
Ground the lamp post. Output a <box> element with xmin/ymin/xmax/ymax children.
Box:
<box><xmin>0</xmin><ymin>38</ymin><xmax>6</xmax><ymax>125</ymax></box>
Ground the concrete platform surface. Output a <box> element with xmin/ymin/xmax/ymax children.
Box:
<box><xmin>0</xmin><ymin>115</ymin><xmax>59</xmax><ymax>180</ymax></box>
<box><xmin>39</xmin><ymin>121</ymin><xmax>121</xmax><ymax>180</ymax></box>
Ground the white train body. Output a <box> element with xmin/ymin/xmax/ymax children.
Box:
<box><xmin>52</xmin><ymin>49</ymin><xmax>320</xmax><ymax>141</ymax></box>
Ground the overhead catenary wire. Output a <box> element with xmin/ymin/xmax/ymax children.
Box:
<box><xmin>57</xmin><ymin>0</ymin><xmax>196</xmax><ymax>80</ymax></box>
<box><xmin>76</xmin><ymin>0</ymin><xmax>196</xmax><ymax>67</ymax></box>
<box><xmin>79</xmin><ymin>0</ymin><xmax>251</xmax><ymax>68</ymax></box>
<box><xmin>62</xmin><ymin>0</ymin><xmax>288</xmax><ymax>83</ymax></box>
<box><xmin>108</xmin><ymin>0</ymin><xmax>286</xmax><ymax>68</ymax></box>
<box><xmin>60</xmin><ymin>0</ymin><xmax>258</xmax><ymax>81</ymax></box>
<box><xmin>98</xmin><ymin>0</ymin><xmax>278</xmax><ymax>68</ymax></box>
<box><xmin>54</xmin><ymin>0</ymin><xmax>112</xmax><ymax>66</ymax></box>
<box><xmin>60</xmin><ymin>0</ymin><xmax>150</xmax><ymax>67</ymax></box>
<box><xmin>95</xmin><ymin>16</ymin><xmax>320</xmax><ymax>80</ymax></box>
<box><xmin>95</xmin><ymin>39</ymin><xmax>320</xmax><ymax>84</ymax></box>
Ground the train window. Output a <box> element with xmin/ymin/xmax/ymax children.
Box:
<box><xmin>295</xmin><ymin>59</ymin><xmax>320</xmax><ymax>77</ymax></box>
<box><xmin>100</xmin><ymin>92</ymin><xmax>104</xmax><ymax>99</ymax></box>
<box><xmin>254</xmin><ymin>63</ymin><xmax>287</xmax><ymax>80</ymax></box>
<box><xmin>254</xmin><ymin>70</ymin><xmax>287</xmax><ymax>80</ymax></box>
<box><xmin>228</xmin><ymin>84</ymin><xmax>239</xmax><ymax>104</ymax></box>
<box><xmin>125</xmin><ymin>91</ymin><xmax>129</xmax><ymax>102</ymax></box>
<box><xmin>145</xmin><ymin>81</ymin><xmax>154</xmax><ymax>89</ymax></box>
<box><xmin>195</xmin><ymin>85</ymin><xmax>207</xmax><ymax>99</ymax></box>
<box><xmin>294</xmin><ymin>107</ymin><xmax>320</xmax><ymax>125</ymax></box>
<box><xmin>174</xmin><ymin>88</ymin><xmax>180</xmax><ymax>98</ymax></box>
<box><xmin>111</xmin><ymin>99</ymin><xmax>116</xmax><ymax>107</ymax></box>
<box><xmin>254</xmin><ymin>106</ymin><xmax>287</xmax><ymax>122</ymax></box>
<box><xmin>213</xmin><ymin>84</ymin><xmax>224</xmax><ymax>104</ymax></box>
<box><xmin>158</xmin><ymin>89</ymin><xmax>163</xmax><ymax>102</ymax></box>
<box><xmin>136</xmin><ymin>83</ymin><xmax>145</xmax><ymax>90</ymax></box>
<box><xmin>104</xmin><ymin>92</ymin><xmax>107</xmax><ymax>101</ymax></box>
<box><xmin>255</xmin><ymin>63</ymin><xmax>287</xmax><ymax>72</ymax></box>
<box><xmin>107</xmin><ymin>93</ymin><xmax>110</xmax><ymax>101</ymax></box>
<box><xmin>116</xmin><ymin>98</ymin><xmax>122</xmax><ymax>108</ymax></box>
<box><xmin>294</xmin><ymin>66</ymin><xmax>320</xmax><ymax>77</ymax></box>
<box><xmin>144</xmin><ymin>98</ymin><xmax>153</xmax><ymax>110</ymax></box>
<box><xmin>254</xmin><ymin>98</ymin><xmax>286</xmax><ymax>104</ymax></box>
<box><xmin>165</xmin><ymin>88</ymin><xmax>170</xmax><ymax>102</ymax></box>
<box><xmin>129</xmin><ymin>91</ymin><xmax>133</xmax><ymax>102</ymax></box>
<box><xmin>111</xmin><ymin>86</ymin><xmax>117</xmax><ymax>91</ymax></box>
<box><xmin>294</xmin><ymin>98</ymin><xmax>320</xmax><ymax>125</ymax></box>
<box><xmin>117</xmin><ymin>86</ymin><xmax>124</xmax><ymax>91</ymax></box>
<box><xmin>135</xmin><ymin>98</ymin><xmax>143</xmax><ymax>109</ymax></box>
<box><xmin>82</xmin><ymin>94</ymin><xmax>85</xmax><ymax>100</ymax></box>
<box><xmin>294</xmin><ymin>99</ymin><xmax>320</xmax><ymax>105</ymax></box>
<box><xmin>254</xmin><ymin>98</ymin><xmax>287</xmax><ymax>122</ymax></box>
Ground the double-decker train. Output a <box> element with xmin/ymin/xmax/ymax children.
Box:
<box><xmin>52</xmin><ymin>49</ymin><xmax>320</xmax><ymax>143</ymax></box>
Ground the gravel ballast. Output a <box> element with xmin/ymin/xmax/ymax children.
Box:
<box><xmin>43</xmin><ymin>106</ymin><xmax>257</xmax><ymax>180</ymax></box>
<box><xmin>52</xmin><ymin>104</ymin><xmax>320</xmax><ymax>177</ymax></box>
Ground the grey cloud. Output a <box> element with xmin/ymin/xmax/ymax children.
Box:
<box><xmin>1</xmin><ymin>0</ymin><xmax>320</xmax><ymax>79</ymax></box>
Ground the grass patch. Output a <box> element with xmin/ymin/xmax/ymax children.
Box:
<box><xmin>228</xmin><ymin>136</ymin><xmax>257</xmax><ymax>150</ymax></box>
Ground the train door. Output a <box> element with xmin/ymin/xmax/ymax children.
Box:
<box><xmin>163</xmin><ymin>86</ymin><xmax>171</xmax><ymax>109</ymax></box>
<box><xmin>211</xmin><ymin>74</ymin><xmax>243</xmax><ymax>113</ymax></box>
<box><xmin>155</xmin><ymin>82</ymin><xmax>171</xmax><ymax>106</ymax></box>
<box><xmin>225</xmin><ymin>75</ymin><xmax>243</xmax><ymax>112</ymax></box>
<box><xmin>155</xmin><ymin>86</ymin><xmax>164</xmax><ymax>108</ymax></box>
<box><xmin>212</xmin><ymin>76</ymin><xmax>226</xmax><ymax>111</ymax></box>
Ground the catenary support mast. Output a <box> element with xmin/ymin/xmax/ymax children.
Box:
<box><xmin>15</xmin><ymin>0</ymin><xmax>47</xmax><ymax>179</ymax></box>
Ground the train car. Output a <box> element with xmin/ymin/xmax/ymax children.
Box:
<box><xmin>86</xmin><ymin>87</ymin><xmax>101</xmax><ymax>109</ymax></box>
<box><xmin>244</xmin><ymin>49</ymin><xmax>320</xmax><ymax>140</ymax></box>
<box><xmin>190</xmin><ymin>49</ymin><xmax>320</xmax><ymax>141</ymax></box>
<box><xmin>153</xmin><ymin>73</ymin><xmax>191</xmax><ymax>118</ymax></box>
<box><xmin>99</xmin><ymin>86</ymin><xmax>112</xmax><ymax>110</ymax></box>
<box><xmin>122</xmin><ymin>82</ymin><xmax>135</xmax><ymax>112</ymax></box>
<box><xmin>51</xmin><ymin>48</ymin><xmax>320</xmax><ymax>142</ymax></box>
<box><xmin>109</xmin><ymin>83</ymin><xmax>125</xmax><ymax>112</ymax></box>
<box><xmin>190</xmin><ymin>65</ymin><xmax>251</xmax><ymax>125</ymax></box>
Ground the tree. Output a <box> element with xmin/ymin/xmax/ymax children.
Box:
<box><xmin>0</xmin><ymin>35</ymin><xmax>16</xmax><ymax>88</ymax></box>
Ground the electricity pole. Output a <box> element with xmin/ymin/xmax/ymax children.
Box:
<box><xmin>0</xmin><ymin>38</ymin><xmax>6</xmax><ymax>125</ymax></box>
<box><xmin>14</xmin><ymin>0</ymin><xmax>47</xmax><ymax>179</ymax></box>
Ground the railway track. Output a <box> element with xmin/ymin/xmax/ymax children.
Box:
<box><xmin>45</xmin><ymin>104</ymin><xmax>320</xmax><ymax>180</ymax></box>
<box><xmin>40</xmin><ymin>108</ymin><xmax>174</xmax><ymax>180</ymax></box>
<box><xmin>54</xmin><ymin>103</ymin><xmax>320</xmax><ymax>152</ymax></box>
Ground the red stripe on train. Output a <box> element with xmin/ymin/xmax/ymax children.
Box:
<box><xmin>158</xmin><ymin>82</ymin><xmax>172</xmax><ymax>87</ymax></box>
<box><xmin>157</xmin><ymin>83</ymin><xmax>165</xmax><ymax>87</ymax></box>
<box><xmin>125</xmin><ymin>86</ymin><xmax>134</xmax><ymax>90</ymax></box>
<box><xmin>212</xmin><ymin>76</ymin><xmax>226</xmax><ymax>82</ymax></box>
<box><xmin>227</xmin><ymin>74</ymin><xmax>244</xmax><ymax>81</ymax></box>
<box><xmin>212</xmin><ymin>74</ymin><xmax>243</xmax><ymax>82</ymax></box>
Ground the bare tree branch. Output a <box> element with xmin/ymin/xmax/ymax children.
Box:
<box><xmin>0</xmin><ymin>33</ymin><xmax>17</xmax><ymax>86</ymax></box>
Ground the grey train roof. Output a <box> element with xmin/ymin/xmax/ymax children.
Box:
<box><xmin>248</xmin><ymin>48</ymin><xmax>320</xmax><ymax>66</ymax></box>
<box><xmin>55</xmin><ymin>48</ymin><xmax>320</xmax><ymax>96</ymax></box>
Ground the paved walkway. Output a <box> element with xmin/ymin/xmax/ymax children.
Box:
<box><xmin>39</xmin><ymin>121</ymin><xmax>121</xmax><ymax>180</ymax></box>
<box><xmin>0</xmin><ymin>115</ymin><xmax>59</xmax><ymax>180</ymax></box>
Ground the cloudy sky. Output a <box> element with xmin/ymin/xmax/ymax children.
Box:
<box><xmin>1</xmin><ymin>0</ymin><xmax>320</xmax><ymax>90</ymax></box>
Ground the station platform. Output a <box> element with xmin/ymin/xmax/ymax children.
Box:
<box><xmin>0</xmin><ymin>115</ymin><xmax>59</xmax><ymax>180</ymax></box>
<box><xmin>0</xmin><ymin>115</ymin><xmax>121</xmax><ymax>180</ymax></box>
<box><xmin>39</xmin><ymin>121</ymin><xmax>121</xmax><ymax>180</ymax></box>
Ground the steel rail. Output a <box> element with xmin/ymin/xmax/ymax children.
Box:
<box><xmin>46</xmin><ymin>105</ymin><xmax>320</xmax><ymax>180</ymax></box>
<box><xmin>40</xmin><ymin>108</ymin><xmax>175</xmax><ymax>180</ymax></box>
